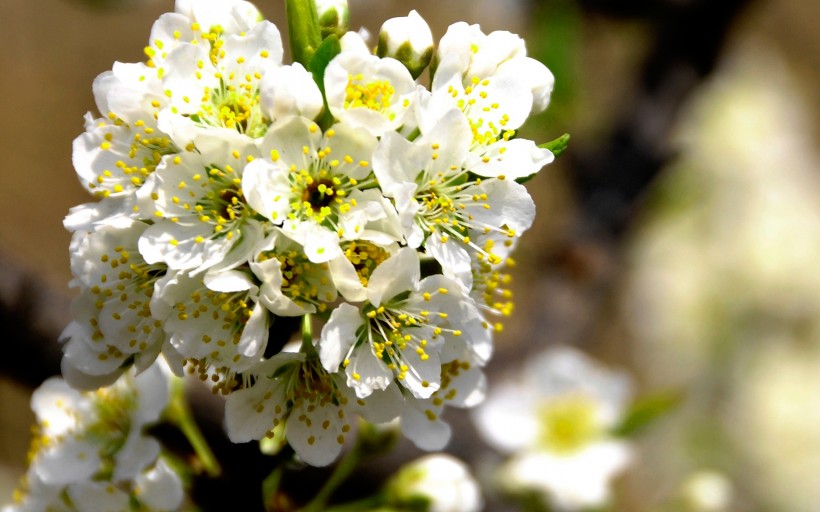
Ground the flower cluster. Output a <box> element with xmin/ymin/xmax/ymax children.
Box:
<box><xmin>4</xmin><ymin>366</ymin><xmax>182</xmax><ymax>512</ymax></box>
<box><xmin>63</xmin><ymin>0</ymin><xmax>554</xmax><ymax>466</ymax></box>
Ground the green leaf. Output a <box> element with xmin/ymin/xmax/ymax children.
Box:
<box><xmin>611</xmin><ymin>390</ymin><xmax>682</xmax><ymax>437</ymax></box>
<box><xmin>308</xmin><ymin>34</ymin><xmax>342</xmax><ymax>85</ymax></box>
<box><xmin>539</xmin><ymin>132</ymin><xmax>571</xmax><ymax>158</ymax></box>
<box><xmin>308</xmin><ymin>34</ymin><xmax>342</xmax><ymax>131</ymax></box>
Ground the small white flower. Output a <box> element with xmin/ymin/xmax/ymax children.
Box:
<box><xmin>224</xmin><ymin>351</ymin><xmax>403</xmax><ymax>466</ymax></box>
<box><xmin>2</xmin><ymin>365</ymin><xmax>183</xmax><ymax>512</ymax></box>
<box><xmin>242</xmin><ymin>117</ymin><xmax>390</xmax><ymax>263</ymax></box>
<box><xmin>173</xmin><ymin>0</ymin><xmax>264</xmax><ymax>39</ymax></box>
<box><xmin>377</xmin><ymin>10</ymin><xmax>434</xmax><ymax>79</ymax></box>
<box><xmin>373</xmin><ymin>109</ymin><xmax>535</xmax><ymax>277</ymax></box>
<box><xmin>436</xmin><ymin>22</ymin><xmax>554</xmax><ymax>115</ymax></box>
<box><xmin>250</xmin><ymin>229</ymin><xmax>337</xmax><ymax>316</ymax></box>
<box><xmin>138</xmin><ymin>132</ymin><xmax>262</xmax><ymax>273</ymax></box>
<box><xmin>473</xmin><ymin>346</ymin><xmax>634</xmax><ymax>510</ymax></box>
<box><xmin>386</xmin><ymin>454</ymin><xmax>483</xmax><ymax>512</ymax></box>
<box><xmin>27</xmin><ymin>365</ymin><xmax>169</xmax><ymax>488</ymax></box>
<box><xmin>319</xmin><ymin>248</ymin><xmax>491</xmax><ymax>401</ymax></box>
<box><xmin>151</xmin><ymin>268</ymin><xmax>270</xmax><ymax>391</ymax></box>
<box><xmin>155</xmin><ymin>20</ymin><xmax>284</xmax><ymax>145</ymax></box>
<box><xmin>324</xmin><ymin>32</ymin><xmax>417</xmax><ymax>137</ymax></box>
<box><xmin>61</xmin><ymin>218</ymin><xmax>169</xmax><ymax>388</ymax></box>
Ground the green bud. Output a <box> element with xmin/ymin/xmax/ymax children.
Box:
<box><xmin>376</xmin><ymin>10</ymin><xmax>434</xmax><ymax>79</ymax></box>
<box><xmin>314</xmin><ymin>0</ymin><xmax>349</xmax><ymax>39</ymax></box>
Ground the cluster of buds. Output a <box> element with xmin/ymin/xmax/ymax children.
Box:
<box><xmin>60</xmin><ymin>0</ymin><xmax>555</xmax><ymax>466</ymax></box>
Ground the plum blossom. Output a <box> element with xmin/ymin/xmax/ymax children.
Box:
<box><xmin>474</xmin><ymin>346</ymin><xmax>634</xmax><ymax>510</ymax></box>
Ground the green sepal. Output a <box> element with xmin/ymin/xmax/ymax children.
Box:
<box><xmin>539</xmin><ymin>132</ymin><xmax>571</xmax><ymax>158</ymax></box>
<box><xmin>611</xmin><ymin>390</ymin><xmax>682</xmax><ymax>438</ymax></box>
<box><xmin>517</xmin><ymin>133</ymin><xmax>571</xmax><ymax>184</ymax></box>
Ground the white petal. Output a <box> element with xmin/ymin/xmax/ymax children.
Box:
<box><xmin>114</xmin><ymin>434</ymin><xmax>160</xmax><ymax>481</ymax></box>
<box><xmin>426</xmin><ymin>235</ymin><xmax>473</xmax><ymax>289</ymax></box>
<box><xmin>401</xmin><ymin>401</ymin><xmax>452</xmax><ymax>451</ymax></box>
<box><xmin>260</xmin><ymin>63</ymin><xmax>324</xmax><ymax>122</ymax></box>
<box><xmin>468</xmin><ymin>138</ymin><xmax>554</xmax><ymax>180</ymax></box>
<box><xmin>135</xmin><ymin>458</ymin><xmax>185</xmax><ymax>511</ymax></box>
<box><xmin>132</xmin><ymin>363</ymin><xmax>171</xmax><ymax>424</ymax></box>
<box><xmin>225</xmin><ymin>369</ymin><xmax>290</xmax><ymax>442</ymax></box>
<box><xmin>319</xmin><ymin>303</ymin><xmax>362</xmax><ymax>372</ymax></box>
<box><xmin>467</xmin><ymin>179</ymin><xmax>535</xmax><ymax>234</ymax></box>
<box><xmin>472</xmin><ymin>380</ymin><xmax>539</xmax><ymax>453</ymax></box>
<box><xmin>68</xmin><ymin>482</ymin><xmax>130</xmax><ymax>512</ymax></box>
<box><xmin>34</xmin><ymin>438</ymin><xmax>100</xmax><ymax>485</ymax></box>
<box><xmin>328</xmin><ymin>255</ymin><xmax>368</xmax><ymax>303</ymax></box>
<box><xmin>204</xmin><ymin>269</ymin><xmax>255</xmax><ymax>293</ymax></box>
<box><xmin>236</xmin><ymin>302</ymin><xmax>270</xmax><ymax>361</ymax></box>
<box><xmin>242</xmin><ymin>159</ymin><xmax>292</xmax><ymax>223</ymax></box>
<box><xmin>502</xmin><ymin>441</ymin><xmax>632</xmax><ymax>509</ymax></box>
<box><xmin>372</xmin><ymin>130</ymin><xmax>423</xmax><ymax>192</ymax></box>
<box><xmin>353</xmin><ymin>383</ymin><xmax>404</xmax><ymax>424</ymax></box>
<box><xmin>30</xmin><ymin>378</ymin><xmax>83</xmax><ymax>436</ymax></box>
<box><xmin>366</xmin><ymin>247</ymin><xmax>419</xmax><ymax>307</ymax></box>
<box><xmin>286</xmin><ymin>401</ymin><xmax>348</xmax><ymax>466</ymax></box>
<box><xmin>498</xmin><ymin>57</ymin><xmax>555</xmax><ymax>115</ymax></box>
<box><xmin>400</xmin><ymin>349</ymin><xmax>441</xmax><ymax>399</ymax></box>
<box><xmin>347</xmin><ymin>345</ymin><xmax>394</xmax><ymax>398</ymax></box>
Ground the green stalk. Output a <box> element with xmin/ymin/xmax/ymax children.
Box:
<box><xmin>285</xmin><ymin>0</ymin><xmax>323</xmax><ymax>66</ymax></box>
<box><xmin>165</xmin><ymin>378</ymin><xmax>221</xmax><ymax>478</ymax></box>
<box><xmin>323</xmin><ymin>494</ymin><xmax>386</xmax><ymax>512</ymax></box>
<box><xmin>300</xmin><ymin>313</ymin><xmax>318</xmax><ymax>357</ymax></box>
<box><xmin>300</xmin><ymin>440</ymin><xmax>366</xmax><ymax>512</ymax></box>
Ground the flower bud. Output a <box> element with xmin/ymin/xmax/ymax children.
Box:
<box><xmin>314</xmin><ymin>0</ymin><xmax>349</xmax><ymax>39</ymax></box>
<box><xmin>377</xmin><ymin>10</ymin><xmax>434</xmax><ymax>79</ymax></box>
<box><xmin>386</xmin><ymin>454</ymin><xmax>483</xmax><ymax>512</ymax></box>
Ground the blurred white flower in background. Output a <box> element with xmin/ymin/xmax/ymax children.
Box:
<box><xmin>473</xmin><ymin>346</ymin><xmax>634</xmax><ymax>510</ymax></box>
<box><xmin>624</xmin><ymin>43</ymin><xmax>820</xmax><ymax>511</ymax></box>
<box><xmin>385</xmin><ymin>454</ymin><xmax>483</xmax><ymax>512</ymax></box>
<box><xmin>680</xmin><ymin>470</ymin><xmax>733</xmax><ymax>512</ymax></box>
<box><xmin>4</xmin><ymin>363</ymin><xmax>182</xmax><ymax>512</ymax></box>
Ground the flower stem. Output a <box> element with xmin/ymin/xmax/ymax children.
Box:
<box><xmin>165</xmin><ymin>378</ymin><xmax>222</xmax><ymax>478</ymax></box>
<box><xmin>300</xmin><ymin>313</ymin><xmax>318</xmax><ymax>357</ymax></box>
<box><xmin>323</xmin><ymin>494</ymin><xmax>385</xmax><ymax>512</ymax></box>
<box><xmin>285</xmin><ymin>0</ymin><xmax>323</xmax><ymax>66</ymax></box>
<box><xmin>299</xmin><ymin>439</ymin><xmax>366</xmax><ymax>512</ymax></box>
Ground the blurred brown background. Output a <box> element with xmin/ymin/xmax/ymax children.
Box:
<box><xmin>2</xmin><ymin>0</ymin><xmax>819</xmax><ymax>510</ymax></box>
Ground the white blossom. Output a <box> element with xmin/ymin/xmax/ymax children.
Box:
<box><xmin>138</xmin><ymin>132</ymin><xmax>262</xmax><ymax>273</ymax></box>
<box><xmin>151</xmin><ymin>268</ymin><xmax>270</xmax><ymax>392</ymax></box>
<box><xmin>373</xmin><ymin>108</ymin><xmax>535</xmax><ymax>278</ymax></box>
<box><xmin>225</xmin><ymin>350</ymin><xmax>402</xmax><ymax>466</ymax></box>
<box><xmin>4</xmin><ymin>367</ymin><xmax>183</xmax><ymax>512</ymax></box>
<box><xmin>324</xmin><ymin>32</ymin><xmax>417</xmax><ymax>137</ymax></box>
<box><xmin>386</xmin><ymin>454</ymin><xmax>483</xmax><ymax>512</ymax></box>
<box><xmin>242</xmin><ymin>116</ymin><xmax>397</xmax><ymax>263</ymax></box>
<box><xmin>61</xmin><ymin>218</ymin><xmax>169</xmax><ymax>389</ymax></box>
<box><xmin>473</xmin><ymin>346</ymin><xmax>634</xmax><ymax>510</ymax></box>
<box><xmin>319</xmin><ymin>248</ymin><xmax>491</xmax><ymax>402</ymax></box>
